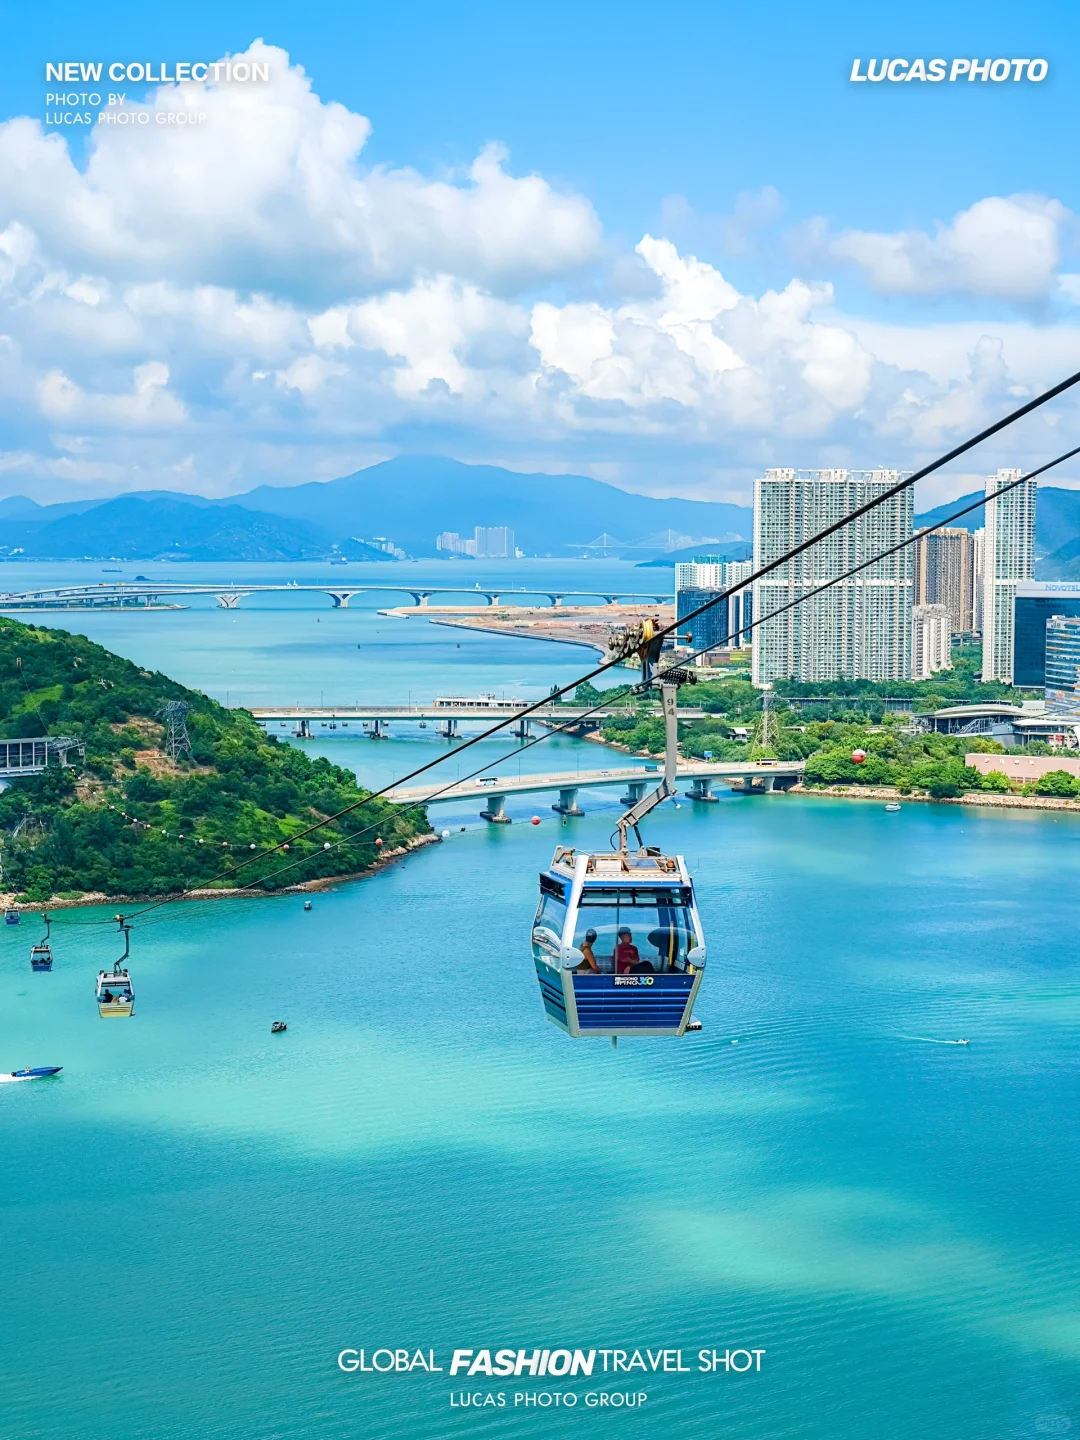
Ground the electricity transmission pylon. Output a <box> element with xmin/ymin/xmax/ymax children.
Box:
<box><xmin>157</xmin><ymin>700</ymin><xmax>194</xmax><ymax>762</ymax></box>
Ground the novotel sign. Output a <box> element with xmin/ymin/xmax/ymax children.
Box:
<box><xmin>850</xmin><ymin>58</ymin><xmax>1048</xmax><ymax>83</ymax></box>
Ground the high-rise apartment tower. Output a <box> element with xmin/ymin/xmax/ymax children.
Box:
<box><xmin>751</xmin><ymin>469</ymin><xmax>914</xmax><ymax>686</ymax></box>
<box><xmin>914</xmin><ymin>527</ymin><xmax>976</xmax><ymax>634</ymax></box>
<box><xmin>981</xmin><ymin>470</ymin><xmax>1036</xmax><ymax>682</ymax></box>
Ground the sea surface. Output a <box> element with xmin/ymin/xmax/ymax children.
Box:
<box><xmin>1</xmin><ymin>562</ymin><xmax>1078</xmax><ymax>1440</ymax></box>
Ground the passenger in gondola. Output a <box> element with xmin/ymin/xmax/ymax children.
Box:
<box><xmin>102</xmin><ymin>989</ymin><xmax>114</xmax><ymax>1003</ymax></box>
<box><xmin>575</xmin><ymin>928</ymin><xmax>600</xmax><ymax>972</ymax></box>
<box><xmin>615</xmin><ymin>929</ymin><xmax>641</xmax><ymax>974</ymax></box>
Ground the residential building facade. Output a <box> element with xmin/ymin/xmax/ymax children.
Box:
<box><xmin>751</xmin><ymin>469</ymin><xmax>914</xmax><ymax>686</ymax></box>
<box><xmin>913</xmin><ymin>527</ymin><xmax>976</xmax><ymax>633</ymax></box>
<box><xmin>676</xmin><ymin>558</ymin><xmax>754</xmax><ymax>655</ymax></box>
<box><xmin>436</xmin><ymin>526</ymin><xmax>516</xmax><ymax>558</ymax></box>
<box><xmin>912</xmin><ymin>603</ymin><xmax>953</xmax><ymax>679</ymax></box>
<box><xmin>981</xmin><ymin>470</ymin><xmax>1036</xmax><ymax>682</ymax></box>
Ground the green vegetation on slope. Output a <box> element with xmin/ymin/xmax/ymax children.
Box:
<box><xmin>0</xmin><ymin>619</ymin><xmax>429</xmax><ymax>902</ymax></box>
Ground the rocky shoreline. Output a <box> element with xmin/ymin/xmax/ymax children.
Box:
<box><xmin>0</xmin><ymin>831</ymin><xmax>440</xmax><ymax>912</ymax></box>
<box><xmin>790</xmin><ymin>783</ymin><xmax>1080</xmax><ymax>814</ymax></box>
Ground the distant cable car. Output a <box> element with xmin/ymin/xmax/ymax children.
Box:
<box><xmin>852</xmin><ymin>748</ymin><xmax>867</xmax><ymax>764</ymax></box>
<box><xmin>30</xmin><ymin>914</ymin><xmax>53</xmax><ymax>972</ymax></box>
<box><xmin>96</xmin><ymin>918</ymin><xmax>135</xmax><ymax>1018</ymax></box>
<box><xmin>531</xmin><ymin>624</ymin><xmax>705</xmax><ymax>1042</ymax></box>
<box><xmin>5</xmin><ymin>910</ymin><xmax>19</xmax><ymax>926</ymax></box>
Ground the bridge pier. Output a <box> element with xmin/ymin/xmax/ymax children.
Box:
<box><xmin>481</xmin><ymin>794</ymin><xmax>511</xmax><ymax>823</ymax></box>
<box><xmin>328</xmin><ymin>592</ymin><xmax>356</xmax><ymax>608</ymax></box>
<box><xmin>515</xmin><ymin>717</ymin><xmax>531</xmax><ymax>739</ymax></box>
<box><xmin>294</xmin><ymin>719</ymin><xmax>311</xmax><ymax>738</ymax></box>
<box><xmin>552</xmin><ymin>786</ymin><xmax>583</xmax><ymax>816</ymax></box>
<box><xmin>441</xmin><ymin>718</ymin><xmax>458</xmax><ymax>739</ymax></box>
<box><xmin>743</xmin><ymin>774</ymin><xmax>776</xmax><ymax>792</ymax></box>
<box><xmin>412</xmin><ymin>593</ymin><xmax>433</xmax><ymax>608</ymax></box>
<box><xmin>368</xmin><ymin>719</ymin><xmax>385</xmax><ymax>739</ymax></box>
<box><xmin>620</xmin><ymin>779</ymin><xmax>648</xmax><ymax>806</ymax></box>
<box><xmin>689</xmin><ymin>777</ymin><xmax>718</xmax><ymax>802</ymax></box>
<box><xmin>216</xmin><ymin>594</ymin><xmax>242</xmax><ymax>608</ymax></box>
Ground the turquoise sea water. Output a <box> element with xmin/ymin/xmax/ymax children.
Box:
<box><xmin>1</xmin><ymin>564</ymin><xmax>1078</xmax><ymax>1439</ymax></box>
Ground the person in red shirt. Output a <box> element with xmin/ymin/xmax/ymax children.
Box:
<box><xmin>615</xmin><ymin>928</ymin><xmax>641</xmax><ymax>974</ymax></box>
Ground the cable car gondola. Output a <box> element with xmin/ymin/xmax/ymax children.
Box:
<box><xmin>96</xmin><ymin>918</ymin><xmax>135</xmax><ymax>1018</ymax></box>
<box><xmin>30</xmin><ymin>913</ymin><xmax>53</xmax><ymax>971</ymax></box>
<box><xmin>531</xmin><ymin>624</ymin><xmax>706</xmax><ymax>1041</ymax></box>
<box><xmin>5</xmin><ymin>909</ymin><xmax>19</xmax><ymax>926</ymax></box>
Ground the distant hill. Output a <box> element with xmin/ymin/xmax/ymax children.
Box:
<box><xmin>0</xmin><ymin>458</ymin><xmax>753</xmax><ymax>561</ymax></box>
<box><xmin>637</xmin><ymin>540</ymin><xmax>753</xmax><ymax>568</ymax></box>
<box><xmin>914</xmin><ymin>486</ymin><xmax>1080</xmax><ymax>571</ymax></box>
<box><xmin>218</xmin><ymin>457</ymin><xmax>753</xmax><ymax>556</ymax></box>
<box><xmin>0</xmin><ymin>497</ymin><xmax>394</xmax><ymax>562</ymax></box>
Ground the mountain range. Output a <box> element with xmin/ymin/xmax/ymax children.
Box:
<box><xmin>0</xmin><ymin>457</ymin><xmax>753</xmax><ymax>562</ymax></box>
<box><xmin>3</xmin><ymin>457</ymin><xmax>1080</xmax><ymax>569</ymax></box>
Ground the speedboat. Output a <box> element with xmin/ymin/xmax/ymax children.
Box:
<box><xmin>885</xmin><ymin>802</ymin><xmax>901</xmax><ymax>812</ymax></box>
<box><xmin>0</xmin><ymin>1066</ymin><xmax>62</xmax><ymax>1083</ymax></box>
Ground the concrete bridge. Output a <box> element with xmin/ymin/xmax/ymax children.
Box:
<box><xmin>387</xmin><ymin>761</ymin><xmax>803</xmax><ymax>821</ymax></box>
<box><xmin>251</xmin><ymin>702</ymin><xmax>710</xmax><ymax>740</ymax></box>
<box><xmin>0</xmin><ymin>582</ymin><xmax>673</xmax><ymax>612</ymax></box>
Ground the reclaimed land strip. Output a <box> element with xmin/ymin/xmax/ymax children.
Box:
<box><xmin>390</xmin><ymin>603</ymin><xmax>675</xmax><ymax>658</ymax></box>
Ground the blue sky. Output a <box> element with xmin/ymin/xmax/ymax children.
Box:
<box><xmin>0</xmin><ymin>0</ymin><xmax>1078</xmax><ymax>507</ymax></box>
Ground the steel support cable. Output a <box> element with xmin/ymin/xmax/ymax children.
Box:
<box><xmin>97</xmin><ymin>438</ymin><xmax>1080</xmax><ymax>923</ymax></box>
<box><xmin>46</xmin><ymin>378</ymin><xmax>1080</xmax><ymax>925</ymax></box>
<box><xmin>660</xmin><ymin>442</ymin><xmax>1080</xmax><ymax>678</ymax></box>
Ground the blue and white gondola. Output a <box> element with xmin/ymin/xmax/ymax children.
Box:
<box><xmin>531</xmin><ymin>636</ymin><xmax>707</xmax><ymax>1041</ymax></box>
<box><xmin>532</xmin><ymin>845</ymin><xmax>705</xmax><ymax>1037</ymax></box>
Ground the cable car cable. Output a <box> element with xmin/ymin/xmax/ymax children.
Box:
<box><xmin>48</xmin><ymin>435</ymin><xmax>1080</xmax><ymax>925</ymax></box>
<box><xmin>118</xmin><ymin>439</ymin><xmax>1080</xmax><ymax>911</ymax></box>
<box><xmin>658</xmin><ymin>442</ymin><xmax>1080</xmax><ymax>679</ymax></box>
<box><xmin>42</xmin><ymin>401</ymin><xmax>1080</xmax><ymax>926</ymax></box>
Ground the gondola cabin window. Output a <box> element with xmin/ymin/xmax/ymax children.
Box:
<box><xmin>575</xmin><ymin>888</ymin><xmax>695</xmax><ymax>974</ymax></box>
<box><xmin>531</xmin><ymin>882</ymin><xmax>566</xmax><ymax>961</ymax></box>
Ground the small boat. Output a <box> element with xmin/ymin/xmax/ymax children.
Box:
<box><xmin>0</xmin><ymin>1066</ymin><xmax>62</xmax><ymax>1083</ymax></box>
<box><xmin>885</xmin><ymin>802</ymin><xmax>901</xmax><ymax>813</ymax></box>
<box><xmin>271</xmin><ymin>1021</ymin><xmax>287</xmax><ymax>1034</ymax></box>
<box><xmin>685</xmin><ymin>1017</ymin><xmax>703</xmax><ymax>1032</ymax></box>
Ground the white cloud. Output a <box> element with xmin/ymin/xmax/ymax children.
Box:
<box><xmin>36</xmin><ymin>361</ymin><xmax>187</xmax><ymax>427</ymax></box>
<box><xmin>808</xmin><ymin>194</ymin><xmax>1071</xmax><ymax>301</ymax></box>
<box><xmin>0</xmin><ymin>43</ymin><xmax>1077</xmax><ymax>504</ymax></box>
<box><xmin>0</xmin><ymin>42</ymin><xmax>601</xmax><ymax>301</ymax></box>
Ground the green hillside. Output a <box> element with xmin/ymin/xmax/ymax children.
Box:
<box><xmin>0</xmin><ymin>619</ymin><xmax>429</xmax><ymax>902</ymax></box>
